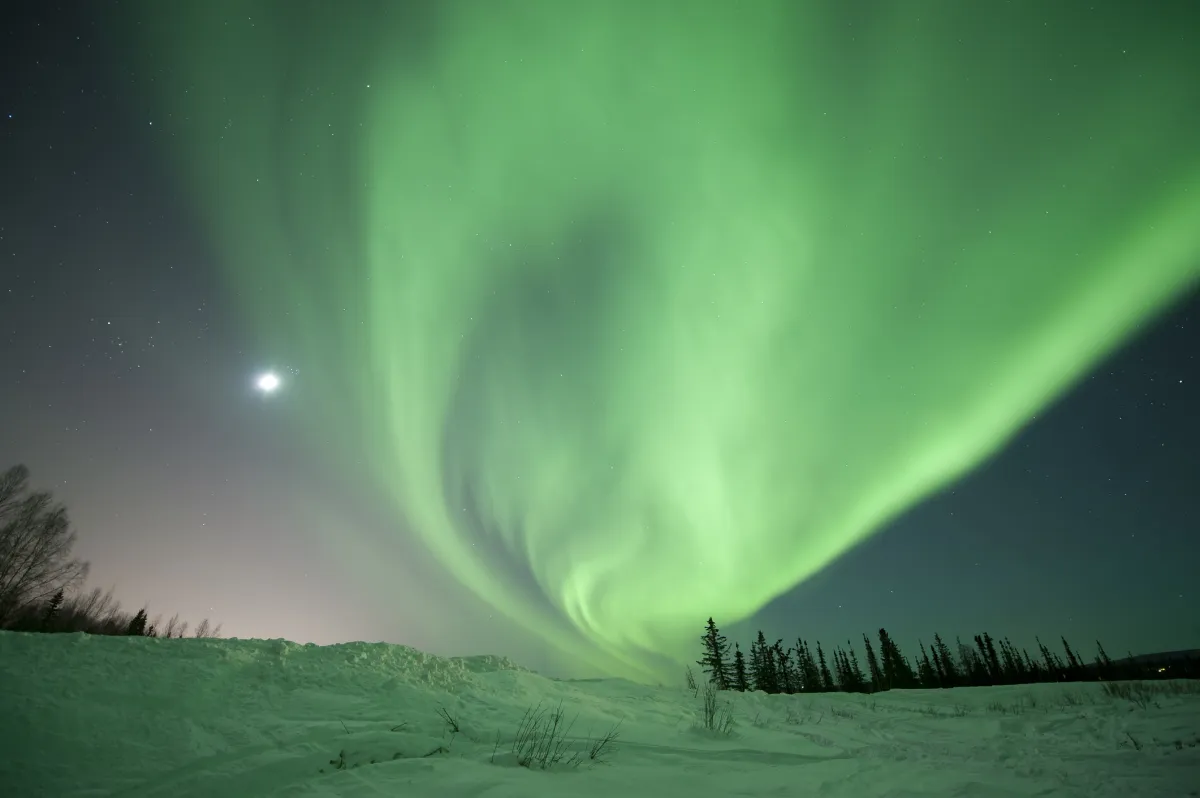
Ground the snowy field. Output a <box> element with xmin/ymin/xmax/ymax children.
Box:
<box><xmin>2</xmin><ymin>633</ymin><xmax>1198</xmax><ymax>797</ymax></box>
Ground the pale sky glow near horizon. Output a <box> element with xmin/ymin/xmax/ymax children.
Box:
<box><xmin>1</xmin><ymin>0</ymin><xmax>1198</xmax><ymax>681</ymax></box>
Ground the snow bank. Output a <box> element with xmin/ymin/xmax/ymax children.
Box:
<box><xmin>1</xmin><ymin>631</ymin><xmax>1198</xmax><ymax>797</ymax></box>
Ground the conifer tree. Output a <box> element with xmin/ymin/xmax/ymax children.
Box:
<box><xmin>917</xmin><ymin>641</ymin><xmax>937</xmax><ymax>687</ymax></box>
<box><xmin>862</xmin><ymin>634</ymin><xmax>884</xmax><ymax>692</ymax></box>
<box><xmin>1036</xmin><ymin>637</ymin><xmax>1057</xmax><ymax>680</ymax></box>
<box><xmin>748</xmin><ymin>632</ymin><xmax>766</xmax><ymax>690</ymax></box>
<box><xmin>1021</xmin><ymin>648</ymin><xmax>1041</xmax><ymax>681</ymax></box>
<box><xmin>932</xmin><ymin>642</ymin><xmax>946</xmax><ymax>679</ymax></box>
<box><xmin>750</xmin><ymin>631</ymin><xmax>778</xmax><ymax>693</ymax></box>
<box><xmin>803</xmin><ymin>640</ymin><xmax>823</xmax><ymax>691</ymax></box>
<box><xmin>847</xmin><ymin>643</ymin><xmax>868</xmax><ymax>692</ymax></box>
<box><xmin>41</xmin><ymin>589</ymin><xmax>64</xmax><ymax>631</ymax></box>
<box><xmin>833</xmin><ymin>647</ymin><xmax>849</xmax><ymax>690</ymax></box>
<box><xmin>792</xmin><ymin>639</ymin><xmax>817</xmax><ymax>692</ymax></box>
<box><xmin>773</xmin><ymin>641</ymin><xmax>796</xmax><ymax>693</ymax></box>
<box><xmin>126</xmin><ymin>608</ymin><xmax>148</xmax><ymax>636</ymax></box>
<box><xmin>957</xmin><ymin>637</ymin><xmax>987</xmax><ymax>684</ymax></box>
<box><xmin>697</xmin><ymin>618</ymin><xmax>731</xmax><ymax>689</ymax></box>
<box><xmin>1061</xmin><ymin>637</ymin><xmax>1082</xmax><ymax>675</ymax></box>
<box><xmin>933</xmin><ymin>634</ymin><xmax>958</xmax><ymax>686</ymax></box>
<box><xmin>982</xmin><ymin>633</ymin><xmax>1003</xmax><ymax>682</ymax></box>
<box><xmin>998</xmin><ymin>638</ymin><xmax>1022</xmax><ymax>681</ymax></box>
<box><xmin>816</xmin><ymin>642</ymin><xmax>835</xmax><ymax>692</ymax></box>
<box><xmin>1094</xmin><ymin>640</ymin><xmax>1113</xmax><ymax>678</ymax></box>
<box><xmin>878</xmin><ymin>628</ymin><xmax>916</xmax><ymax>689</ymax></box>
<box><xmin>732</xmin><ymin>643</ymin><xmax>750</xmax><ymax>692</ymax></box>
<box><xmin>973</xmin><ymin>634</ymin><xmax>1000</xmax><ymax>684</ymax></box>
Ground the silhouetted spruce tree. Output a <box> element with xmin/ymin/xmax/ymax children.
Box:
<box><xmin>998</xmin><ymin>638</ymin><xmax>1023</xmax><ymax>681</ymax></box>
<box><xmin>878</xmin><ymin>628</ymin><xmax>916</xmax><ymax>689</ymax></box>
<box><xmin>862</xmin><ymin>635</ymin><xmax>884</xmax><ymax>692</ymax></box>
<box><xmin>1021</xmin><ymin>647</ymin><xmax>1042</xmax><ymax>681</ymax></box>
<box><xmin>791</xmin><ymin>639</ymin><xmax>816</xmax><ymax>692</ymax></box>
<box><xmin>816</xmin><ymin>642</ymin><xmax>835</xmax><ymax>691</ymax></box>
<box><xmin>763</xmin><ymin>639</ymin><xmax>781</xmax><ymax>693</ymax></box>
<box><xmin>1037</xmin><ymin>637</ymin><xmax>1061</xmax><ymax>680</ymax></box>
<box><xmin>832</xmin><ymin>647</ymin><xmax>849</xmax><ymax>690</ymax></box>
<box><xmin>973</xmin><ymin>634</ymin><xmax>1000</xmax><ymax>685</ymax></box>
<box><xmin>41</xmin><ymin>589</ymin><xmax>64</xmax><ymax>631</ymax></box>
<box><xmin>795</xmin><ymin>644</ymin><xmax>812</xmax><ymax>692</ymax></box>
<box><xmin>847</xmin><ymin>644</ymin><xmax>868</xmax><ymax>692</ymax></box>
<box><xmin>126</xmin><ymin>608</ymin><xmax>148</xmax><ymax>636</ymax></box>
<box><xmin>750</xmin><ymin>631</ymin><xmax>778</xmax><ymax>693</ymax></box>
<box><xmin>961</xmin><ymin>637</ymin><xmax>991</xmax><ymax>684</ymax></box>
<box><xmin>917</xmin><ymin>641</ymin><xmax>937</xmax><ymax>687</ymax></box>
<box><xmin>731</xmin><ymin>643</ymin><xmax>749</xmax><ymax>692</ymax></box>
<box><xmin>1036</xmin><ymin>637</ymin><xmax>1053</xmax><ymax>673</ymax></box>
<box><xmin>773</xmin><ymin>641</ymin><xmax>796</xmax><ymax>693</ymax></box>
<box><xmin>698</xmin><ymin>618</ymin><xmax>731</xmax><ymax>689</ymax></box>
<box><xmin>1094</xmin><ymin>640</ymin><xmax>1114</xmax><ymax>678</ymax></box>
<box><xmin>803</xmin><ymin>641</ymin><xmax>823</xmax><ymax>691</ymax></box>
<box><xmin>1061</xmin><ymin>637</ymin><xmax>1082</xmax><ymax>678</ymax></box>
<box><xmin>982</xmin><ymin>633</ymin><xmax>1003</xmax><ymax>682</ymax></box>
<box><xmin>932</xmin><ymin>634</ymin><xmax>958</xmax><ymax>687</ymax></box>
<box><xmin>931</xmin><ymin>641</ymin><xmax>946</xmax><ymax>684</ymax></box>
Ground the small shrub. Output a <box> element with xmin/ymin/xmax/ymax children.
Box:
<box><xmin>986</xmin><ymin>700</ymin><xmax>1026</xmax><ymax>716</ymax></box>
<box><xmin>1058</xmin><ymin>690</ymin><xmax>1090</xmax><ymax>708</ymax></box>
<box><xmin>586</xmin><ymin>721</ymin><xmax>621</xmax><ymax>764</ymax></box>
<box><xmin>685</xmin><ymin>666</ymin><xmax>699</xmax><ymax>698</ymax></box>
<box><xmin>436</xmin><ymin>706</ymin><xmax>461</xmax><ymax>737</ymax></box>
<box><xmin>698</xmin><ymin>681</ymin><xmax>735</xmax><ymax>735</ymax></box>
<box><xmin>511</xmin><ymin>701</ymin><xmax>582</xmax><ymax>769</ymax></box>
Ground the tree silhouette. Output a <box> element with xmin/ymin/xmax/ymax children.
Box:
<box><xmin>697</xmin><ymin>618</ymin><xmax>731</xmax><ymax>689</ymax></box>
<box><xmin>917</xmin><ymin>641</ymin><xmax>937</xmax><ymax>687</ymax></box>
<box><xmin>41</xmin><ymin>588</ymin><xmax>64</xmax><ymax>631</ymax></box>
<box><xmin>863</xmin><ymin>634</ymin><xmax>884</xmax><ymax>692</ymax></box>
<box><xmin>773</xmin><ymin>641</ymin><xmax>796</xmax><ymax>693</ymax></box>
<box><xmin>878</xmin><ymin>628</ymin><xmax>916</xmax><ymax>689</ymax></box>
<box><xmin>847</xmin><ymin>644</ymin><xmax>868</xmax><ymax>692</ymax></box>
<box><xmin>731</xmin><ymin>643</ymin><xmax>749</xmax><ymax>692</ymax></box>
<box><xmin>126</xmin><ymin>608</ymin><xmax>148</xmax><ymax>636</ymax></box>
<box><xmin>816</xmin><ymin>642</ymin><xmax>835</xmax><ymax>691</ymax></box>
<box><xmin>749</xmin><ymin>631</ymin><xmax>778</xmax><ymax>693</ymax></box>
<box><xmin>0</xmin><ymin>465</ymin><xmax>89</xmax><ymax>625</ymax></box>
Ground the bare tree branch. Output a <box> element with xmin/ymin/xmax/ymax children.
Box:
<box><xmin>0</xmin><ymin>465</ymin><xmax>89</xmax><ymax>626</ymax></box>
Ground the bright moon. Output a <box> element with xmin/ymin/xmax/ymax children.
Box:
<box><xmin>256</xmin><ymin>372</ymin><xmax>281</xmax><ymax>393</ymax></box>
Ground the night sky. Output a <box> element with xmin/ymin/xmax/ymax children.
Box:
<box><xmin>2</xmin><ymin>0</ymin><xmax>1197</xmax><ymax>682</ymax></box>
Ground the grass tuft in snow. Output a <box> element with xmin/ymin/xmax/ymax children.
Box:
<box><xmin>695</xmin><ymin>681</ymin><xmax>735</xmax><ymax>736</ymax></box>
<box><xmin>1101</xmin><ymin>679</ymin><xmax>1200</xmax><ymax>710</ymax></box>
<box><xmin>585</xmin><ymin>719</ymin><xmax>622</xmax><ymax>765</ymax></box>
<box><xmin>509</xmin><ymin>700</ymin><xmax>584</xmax><ymax>770</ymax></box>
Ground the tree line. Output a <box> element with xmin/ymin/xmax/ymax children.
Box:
<box><xmin>0</xmin><ymin>464</ymin><xmax>221</xmax><ymax>639</ymax></box>
<box><xmin>696</xmin><ymin>617</ymin><xmax>1199</xmax><ymax>694</ymax></box>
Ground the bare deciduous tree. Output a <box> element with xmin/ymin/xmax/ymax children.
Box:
<box><xmin>0</xmin><ymin>465</ymin><xmax>89</xmax><ymax>625</ymax></box>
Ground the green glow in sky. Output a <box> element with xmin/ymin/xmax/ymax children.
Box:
<box><xmin>132</xmin><ymin>1</ymin><xmax>1200</xmax><ymax>680</ymax></box>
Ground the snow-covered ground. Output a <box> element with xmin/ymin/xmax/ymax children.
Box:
<box><xmin>2</xmin><ymin>632</ymin><xmax>1198</xmax><ymax>797</ymax></box>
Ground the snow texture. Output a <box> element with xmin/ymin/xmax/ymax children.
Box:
<box><xmin>1</xmin><ymin>632</ymin><xmax>1198</xmax><ymax>797</ymax></box>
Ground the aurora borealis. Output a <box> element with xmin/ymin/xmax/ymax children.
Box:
<box><xmin>4</xmin><ymin>0</ymin><xmax>1198</xmax><ymax>682</ymax></box>
<box><xmin>113</xmin><ymin>0</ymin><xmax>1200</xmax><ymax>680</ymax></box>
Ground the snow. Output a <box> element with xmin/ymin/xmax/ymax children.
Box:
<box><xmin>2</xmin><ymin>632</ymin><xmax>1198</xmax><ymax>797</ymax></box>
